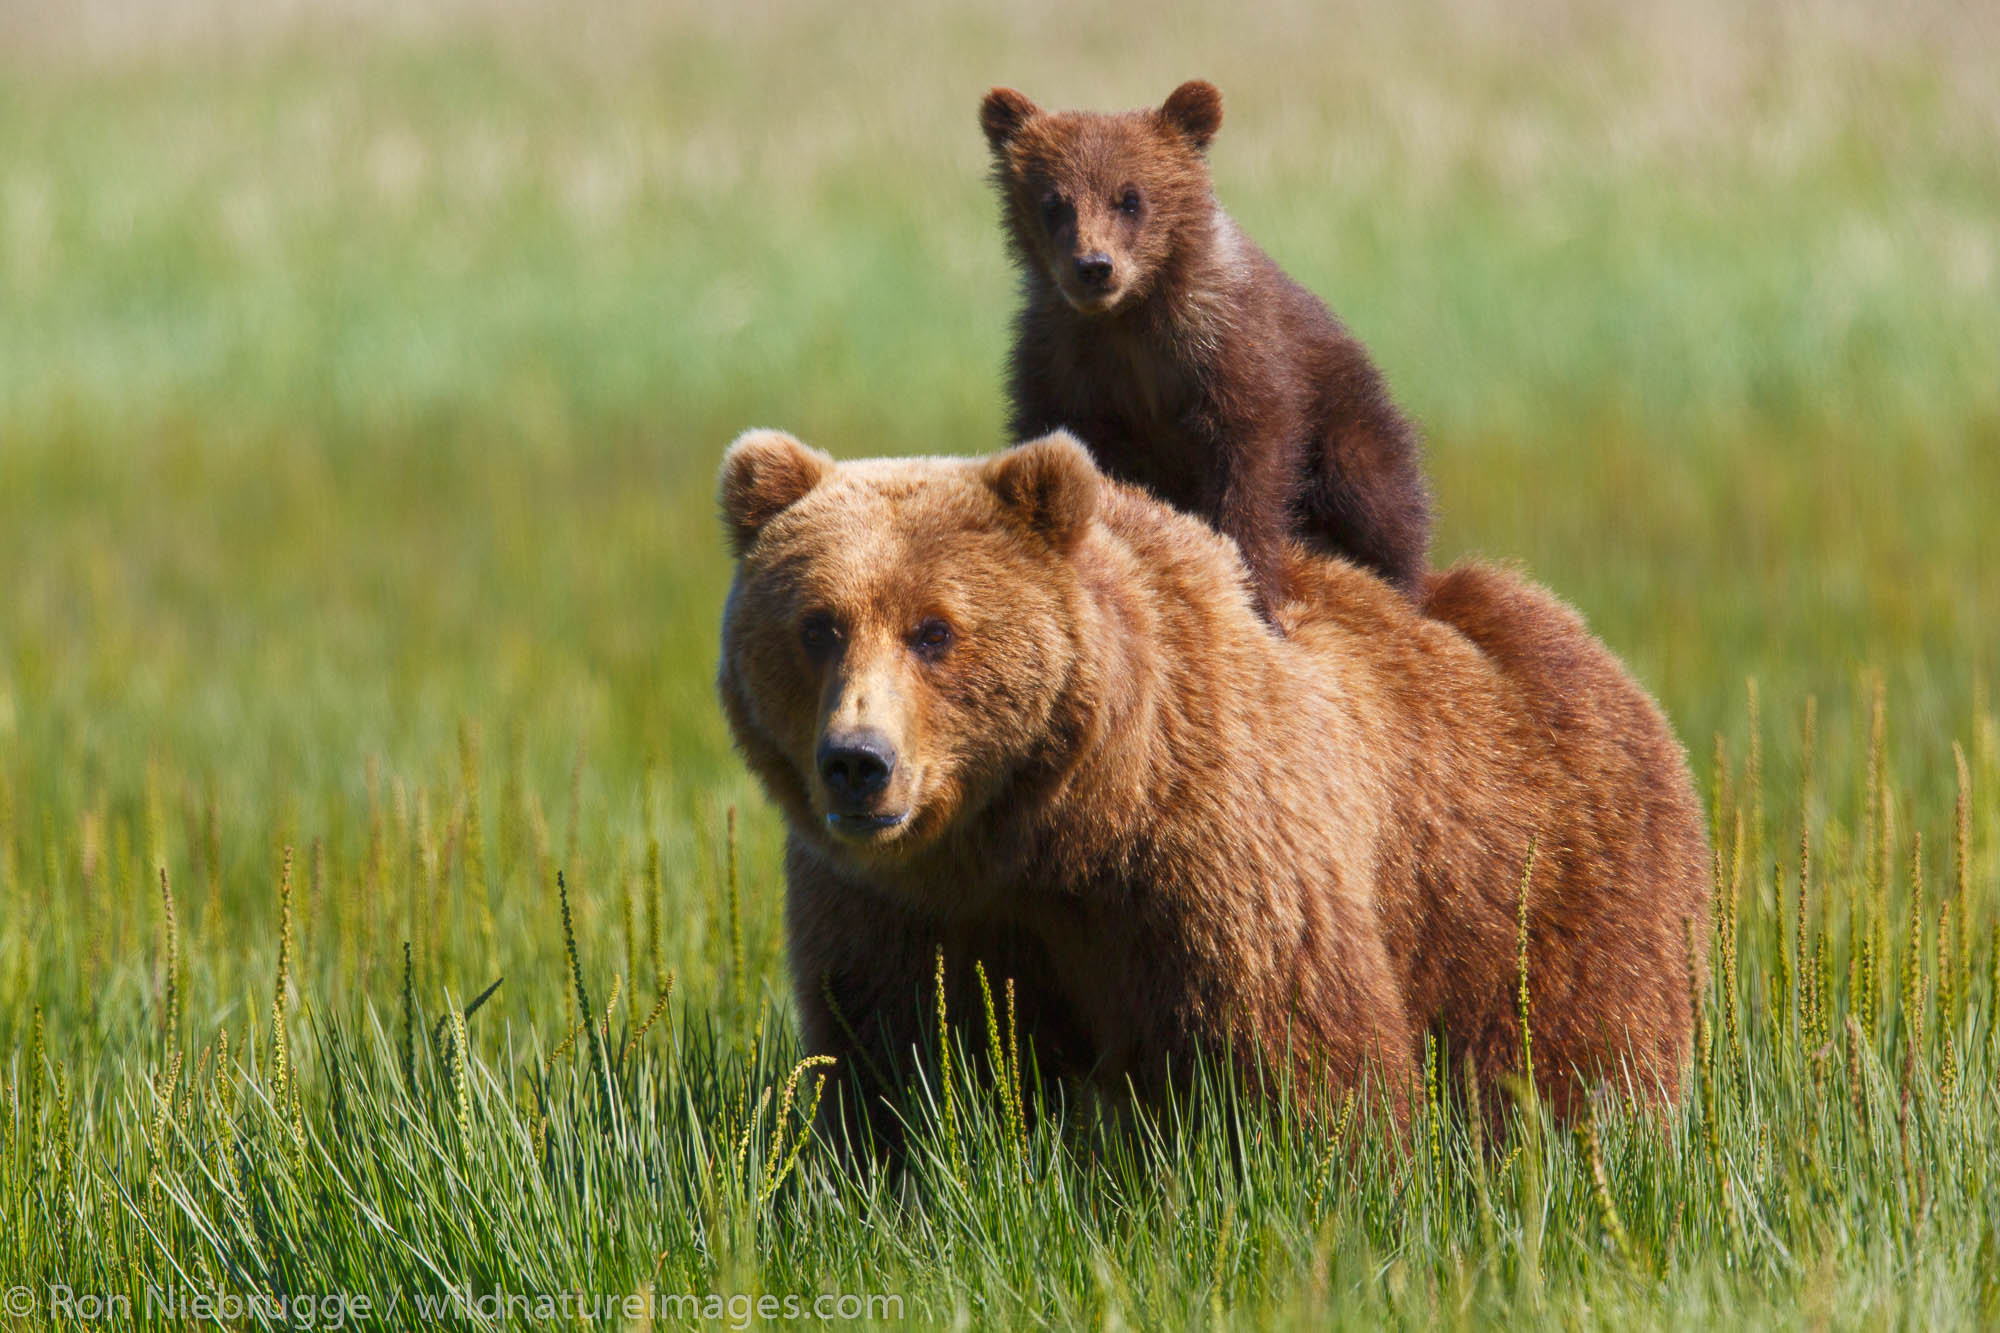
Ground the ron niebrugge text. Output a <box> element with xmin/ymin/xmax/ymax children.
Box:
<box><xmin>21</xmin><ymin>1282</ymin><xmax>903</xmax><ymax>1327</ymax></box>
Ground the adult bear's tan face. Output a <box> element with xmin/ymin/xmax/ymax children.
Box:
<box><xmin>716</xmin><ymin>431</ymin><xmax>1099</xmax><ymax>869</ymax></box>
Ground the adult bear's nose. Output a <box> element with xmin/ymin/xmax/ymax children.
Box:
<box><xmin>1074</xmin><ymin>252</ymin><xmax>1114</xmax><ymax>288</ymax></box>
<box><xmin>817</xmin><ymin>730</ymin><xmax>897</xmax><ymax>804</ymax></box>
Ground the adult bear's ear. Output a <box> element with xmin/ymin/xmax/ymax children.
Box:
<box><xmin>718</xmin><ymin>429</ymin><xmax>834</xmax><ymax>556</ymax></box>
<box><xmin>981</xmin><ymin>87</ymin><xmax>1042</xmax><ymax>153</ymax></box>
<box><xmin>1158</xmin><ymin>80</ymin><xmax>1223</xmax><ymax>151</ymax></box>
<box><xmin>984</xmin><ymin>432</ymin><xmax>1099</xmax><ymax>550</ymax></box>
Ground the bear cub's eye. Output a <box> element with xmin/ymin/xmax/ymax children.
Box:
<box><xmin>910</xmin><ymin>617</ymin><xmax>955</xmax><ymax>660</ymax></box>
<box><xmin>800</xmin><ymin>611</ymin><xmax>839</xmax><ymax>655</ymax></box>
<box><xmin>1038</xmin><ymin>192</ymin><xmax>1067</xmax><ymax>228</ymax></box>
<box><xmin>1117</xmin><ymin>188</ymin><xmax>1142</xmax><ymax>217</ymax></box>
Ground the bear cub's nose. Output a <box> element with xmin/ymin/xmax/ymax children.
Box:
<box><xmin>817</xmin><ymin>731</ymin><xmax>897</xmax><ymax>804</ymax></box>
<box><xmin>1074</xmin><ymin>253</ymin><xmax>1114</xmax><ymax>289</ymax></box>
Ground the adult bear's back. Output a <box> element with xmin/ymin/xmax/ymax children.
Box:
<box><xmin>1420</xmin><ymin>560</ymin><xmax>1712</xmax><ymax>1115</ymax></box>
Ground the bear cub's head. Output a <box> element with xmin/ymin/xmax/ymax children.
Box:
<box><xmin>717</xmin><ymin>430</ymin><xmax>1101</xmax><ymax>873</ymax></box>
<box><xmin>981</xmin><ymin>80</ymin><xmax>1223</xmax><ymax>316</ymax></box>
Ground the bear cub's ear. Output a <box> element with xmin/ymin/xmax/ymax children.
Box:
<box><xmin>985</xmin><ymin>431</ymin><xmax>1099</xmax><ymax>550</ymax></box>
<box><xmin>1159</xmin><ymin>80</ymin><xmax>1223</xmax><ymax>151</ymax></box>
<box><xmin>981</xmin><ymin>87</ymin><xmax>1042</xmax><ymax>152</ymax></box>
<box><xmin>718</xmin><ymin>429</ymin><xmax>834</xmax><ymax>556</ymax></box>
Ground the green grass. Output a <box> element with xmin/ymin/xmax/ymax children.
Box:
<box><xmin>3</xmin><ymin>1</ymin><xmax>1998</xmax><ymax>1326</ymax></box>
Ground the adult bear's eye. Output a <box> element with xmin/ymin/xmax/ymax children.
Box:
<box><xmin>910</xmin><ymin>617</ymin><xmax>955</xmax><ymax>660</ymax></box>
<box><xmin>800</xmin><ymin>611</ymin><xmax>839</xmax><ymax>655</ymax></box>
<box><xmin>1117</xmin><ymin>188</ymin><xmax>1142</xmax><ymax>216</ymax></box>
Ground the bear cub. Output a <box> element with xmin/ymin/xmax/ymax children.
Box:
<box><xmin>982</xmin><ymin>80</ymin><xmax>1432</xmax><ymax>612</ymax></box>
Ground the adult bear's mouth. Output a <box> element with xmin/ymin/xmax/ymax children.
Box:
<box><xmin>814</xmin><ymin>736</ymin><xmax>921</xmax><ymax>844</ymax></box>
<box><xmin>825</xmin><ymin>810</ymin><xmax>908</xmax><ymax>838</ymax></box>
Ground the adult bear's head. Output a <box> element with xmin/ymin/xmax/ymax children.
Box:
<box><xmin>716</xmin><ymin>429</ymin><xmax>1101</xmax><ymax>875</ymax></box>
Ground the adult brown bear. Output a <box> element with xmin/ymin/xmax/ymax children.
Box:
<box><xmin>716</xmin><ymin>429</ymin><xmax>1708</xmax><ymax>1141</ymax></box>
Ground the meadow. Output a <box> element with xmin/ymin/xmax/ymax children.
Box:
<box><xmin>2</xmin><ymin>0</ymin><xmax>1997</xmax><ymax>1326</ymax></box>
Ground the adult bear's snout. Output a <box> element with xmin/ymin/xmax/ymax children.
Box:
<box><xmin>817</xmin><ymin>730</ymin><xmax>897</xmax><ymax>806</ymax></box>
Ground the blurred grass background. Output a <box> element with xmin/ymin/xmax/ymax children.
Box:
<box><xmin>5</xmin><ymin>0</ymin><xmax>1995</xmax><ymax>778</ymax></box>
<box><xmin>1</xmin><ymin>1</ymin><xmax>1997</xmax><ymax>1325</ymax></box>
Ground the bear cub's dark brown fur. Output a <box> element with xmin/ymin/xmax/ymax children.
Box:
<box><xmin>983</xmin><ymin>80</ymin><xmax>1432</xmax><ymax>611</ymax></box>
